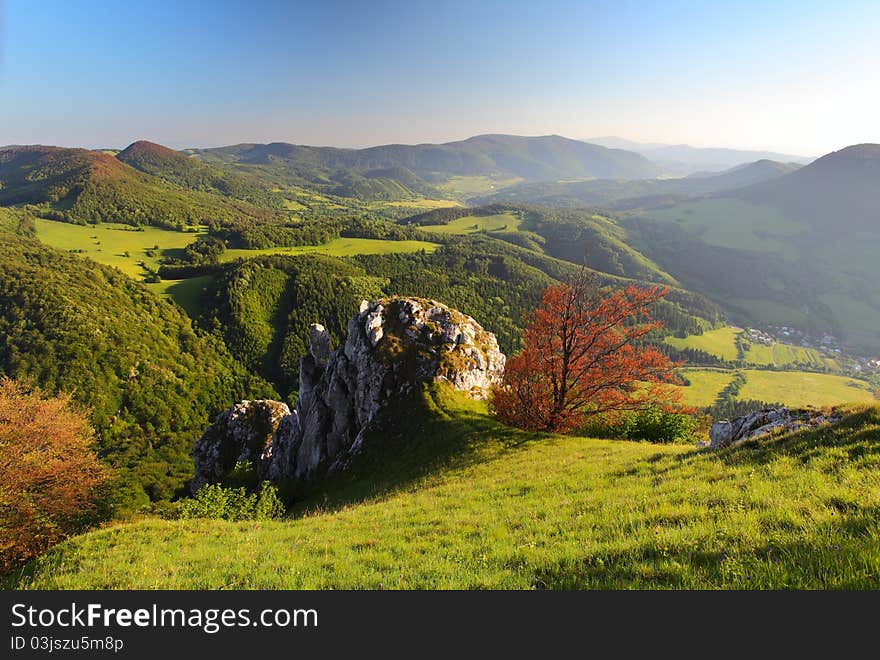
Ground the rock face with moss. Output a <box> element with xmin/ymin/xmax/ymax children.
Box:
<box><xmin>191</xmin><ymin>399</ymin><xmax>291</xmax><ymax>492</ymax></box>
<box><xmin>193</xmin><ymin>297</ymin><xmax>505</xmax><ymax>489</ymax></box>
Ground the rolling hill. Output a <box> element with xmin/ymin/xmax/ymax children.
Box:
<box><xmin>193</xmin><ymin>134</ymin><xmax>662</xmax><ymax>186</ymax></box>
<box><xmin>586</xmin><ymin>136</ymin><xmax>813</xmax><ymax>175</ymax></box>
<box><xmin>0</xmin><ymin>144</ymin><xmax>280</xmax><ymax>229</ymax></box>
<box><xmin>473</xmin><ymin>159</ymin><xmax>801</xmax><ymax>208</ymax></box>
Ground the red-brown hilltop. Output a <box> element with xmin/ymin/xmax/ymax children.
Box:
<box><xmin>116</xmin><ymin>139</ymin><xmax>184</xmax><ymax>167</ymax></box>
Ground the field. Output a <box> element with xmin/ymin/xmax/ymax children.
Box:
<box><xmin>739</xmin><ymin>370</ymin><xmax>875</xmax><ymax>406</ymax></box>
<box><xmin>677</xmin><ymin>367</ymin><xmax>875</xmax><ymax>408</ymax></box>
<box><xmin>34</xmin><ymin>218</ymin><xmax>206</xmax><ymax>279</ymax></box>
<box><xmin>12</xmin><ymin>388</ymin><xmax>880</xmax><ymax>589</ymax></box>
<box><xmin>219</xmin><ymin>238</ymin><xmax>439</xmax><ymax>261</ymax></box>
<box><xmin>372</xmin><ymin>199</ymin><xmax>463</xmax><ymax>210</ymax></box>
<box><xmin>646</xmin><ymin>199</ymin><xmax>800</xmax><ymax>257</ymax></box>
<box><xmin>667</xmin><ymin>325</ymin><xmax>835</xmax><ymax>370</ymax></box>
<box><xmin>422</xmin><ymin>213</ymin><xmax>522</xmax><ymax>235</ymax></box>
<box><xmin>678</xmin><ymin>369</ymin><xmax>736</xmax><ymax>406</ymax></box>
<box><xmin>665</xmin><ymin>326</ymin><xmax>742</xmax><ymax>361</ymax></box>
<box><xmin>435</xmin><ymin>175</ymin><xmax>524</xmax><ymax>196</ymax></box>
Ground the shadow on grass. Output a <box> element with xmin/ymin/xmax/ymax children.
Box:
<box><xmin>286</xmin><ymin>385</ymin><xmax>549</xmax><ymax>517</ymax></box>
<box><xmin>613</xmin><ymin>405</ymin><xmax>880</xmax><ymax>482</ymax></box>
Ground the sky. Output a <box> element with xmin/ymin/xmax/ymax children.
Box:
<box><xmin>0</xmin><ymin>0</ymin><xmax>878</xmax><ymax>155</ymax></box>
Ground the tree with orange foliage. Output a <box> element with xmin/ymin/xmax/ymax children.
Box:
<box><xmin>0</xmin><ymin>378</ymin><xmax>107</xmax><ymax>573</ymax></box>
<box><xmin>492</xmin><ymin>266</ymin><xmax>682</xmax><ymax>433</ymax></box>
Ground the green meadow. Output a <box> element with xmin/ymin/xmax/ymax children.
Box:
<box><xmin>12</xmin><ymin>388</ymin><xmax>880</xmax><ymax>590</ymax></box>
<box><xmin>739</xmin><ymin>370</ymin><xmax>875</xmax><ymax>407</ymax></box>
<box><xmin>219</xmin><ymin>237</ymin><xmax>439</xmax><ymax>261</ymax></box>
<box><xmin>34</xmin><ymin>218</ymin><xmax>206</xmax><ymax>279</ymax></box>
<box><xmin>436</xmin><ymin>175</ymin><xmax>524</xmax><ymax>196</ymax></box>
<box><xmin>678</xmin><ymin>368</ymin><xmax>874</xmax><ymax>408</ymax></box>
<box><xmin>678</xmin><ymin>369</ymin><xmax>737</xmax><ymax>407</ymax></box>
<box><xmin>665</xmin><ymin>326</ymin><xmax>742</xmax><ymax>361</ymax></box>
<box><xmin>423</xmin><ymin>213</ymin><xmax>522</xmax><ymax>235</ymax></box>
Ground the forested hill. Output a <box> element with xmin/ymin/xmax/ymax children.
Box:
<box><xmin>733</xmin><ymin>143</ymin><xmax>880</xmax><ymax>231</ymax></box>
<box><xmin>0</xmin><ymin>222</ymin><xmax>274</xmax><ymax>507</ymax></box>
<box><xmin>0</xmin><ymin>144</ymin><xmax>280</xmax><ymax>229</ymax></box>
<box><xmin>192</xmin><ymin>134</ymin><xmax>661</xmax><ymax>182</ymax></box>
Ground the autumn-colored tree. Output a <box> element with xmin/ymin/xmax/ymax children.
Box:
<box><xmin>0</xmin><ymin>378</ymin><xmax>107</xmax><ymax>573</ymax></box>
<box><xmin>492</xmin><ymin>266</ymin><xmax>682</xmax><ymax>433</ymax></box>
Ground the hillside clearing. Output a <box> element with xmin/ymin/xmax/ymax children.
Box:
<box><xmin>739</xmin><ymin>370</ymin><xmax>875</xmax><ymax>406</ymax></box>
<box><xmin>422</xmin><ymin>213</ymin><xmax>522</xmax><ymax>235</ymax></box>
<box><xmin>35</xmin><ymin>218</ymin><xmax>206</xmax><ymax>279</ymax></box>
<box><xmin>12</xmin><ymin>389</ymin><xmax>880</xmax><ymax>590</ymax></box>
<box><xmin>219</xmin><ymin>238</ymin><xmax>440</xmax><ymax>261</ymax></box>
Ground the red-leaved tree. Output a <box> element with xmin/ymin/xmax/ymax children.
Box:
<box><xmin>492</xmin><ymin>266</ymin><xmax>682</xmax><ymax>432</ymax></box>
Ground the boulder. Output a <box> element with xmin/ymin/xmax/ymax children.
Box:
<box><xmin>707</xmin><ymin>406</ymin><xmax>842</xmax><ymax>450</ymax></box>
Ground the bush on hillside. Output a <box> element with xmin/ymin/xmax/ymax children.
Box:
<box><xmin>176</xmin><ymin>483</ymin><xmax>285</xmax><ymax>521</ymax></box>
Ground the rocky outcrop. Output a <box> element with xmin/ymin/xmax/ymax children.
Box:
<box><xmin>192</xmin><ymin>297</ymin><xmax>505</xmax><ymax>491</ymax></box>
<box><xmin>191</xmin><ymin>399</ymin><xmax>291</xmax><ymax>491</ymax></box>
<box><xmin>707</xmin><ymin>406</ymin><xmax>842</xmax><ymax>450</ymax></box>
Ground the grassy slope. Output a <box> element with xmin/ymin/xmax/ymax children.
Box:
<box><xmin>740</xmin><ymin>370</ymin><xmax>875</xmax><ymax>406</ymax></box>
<box><xmin>678</xmin><ymin>368</ymin><xmax>736</xmax><ymax>407</ymax></box>
<box><xmin>645</xmin><ymin>198</ymin><xmax>800</xmax><ymax>258</ymax></box>
<box><xmin>423</xmin><ymin>213</ymin><xmax>522</xmax><ymax>235</ymax></box>
<box><xmin>35</xmin><ymin>218</ymin><xmax>205</xmax><ymax>278</ymax></box>
<box><xmin>665</xmin><ymin>327</ymin><xmax>742</xmax><ymax>361</ymax></box>
<box><xmin>12</xmin><ymin>388</ymin><xmax>880</xmax><ymax>589</ymax></box>
<box><xmin>219</xmin><ymin>238</ymin><xmax>439</xmax><ymax>261</ymax></box>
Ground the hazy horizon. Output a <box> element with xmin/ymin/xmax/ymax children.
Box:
<box><xmin>2</xmin><ymin>1</ymin><xmax>878</xmax><ymax>155</ymax></box>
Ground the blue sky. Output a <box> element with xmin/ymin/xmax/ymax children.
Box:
<box><xmin>1</xmin><ymin>0</ymin><xmax>877</xmax><ymax>154</ymax></box>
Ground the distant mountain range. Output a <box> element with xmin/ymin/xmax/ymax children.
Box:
<box><xmin>585</xmin><ymin>136</ymin><xmax>814</xmax><ymax>175</ymax></box>
<box><xmin>192</xmin><ymin>134</ymin><xmax>662</xmax><ymax>183</ymax></box>
<box><xmin>473</xmin><ymin>158</ymin><xmax>803</xmax><ymax>209</ymax></box>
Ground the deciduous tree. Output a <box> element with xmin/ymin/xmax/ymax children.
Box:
<box><xmin>492</xmin><ymin>266</ymin><xmax>682</xmax><ymax>432</ymax></box>
<box><xmin>0</xmin><ymin>378</ymin><xmax>107</xmax><ymax>573</ymax></box>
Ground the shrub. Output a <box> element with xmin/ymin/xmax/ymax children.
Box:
<box><xmin>177</xmin><ymin>482</ymin><xmax>285</xmax><ymax>521</ymax></box>
<box><xmin>581</xmin><ymin>406</ymin><xmax>700</xmax><ymax>444</ymax></box>
<box><xmin>0</xmin><ymin>378</ymin><xmax>107</xmax><ymax>573</ymax></box>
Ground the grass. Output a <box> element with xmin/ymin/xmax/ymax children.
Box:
<box><xmin>435</xmin><ymin>175</ymin><xmax>524</xmax><ymax>196</ymax></box>
<box><xmin>372</xmin><ymin>199</ymin><xmax>464</xmax><ymax>210</ymax></box>
<box><xmin>665</xmin><ymin>326</ymin><xmax>742</xmax><ymax>361</ymax></box>
<box><xmin>739</xmin><ymin>370</ymin><xmax>876</xmax><ymax>407</ymax></box>
<box><xmin>668</xmin><ymin>325</ymin><xmax>836</xmax><ymax>370</ymax></box>
<box><xmin>646</xmin><ymin>199</ymin><xmax>800</xmax><ymax>257</ymax></box>
<box><xmin>219</xmin><ymin>238</ymin><xmax>439</xmax><ymax>261</ymax></box>
<box><xmin>146</xmin><ymin>275</ymin><xmax>215</xmax><ymax>318</ymax></box>
<box><xmin>678</xmin><ymin>368</ymin><xmax>736</xmax><ymax>407</ymax></box>
<box><xmin>422</xmin><ymin>213</ymin><xmax>522</xmax><ymax>235</ymax></box>
<box><xmin>34</xmin><ymin>218</ymin><xmax>206</xmax><ymax>280</ymax></box>
<box><xmin>11</xmin><ymin>387</ymin><xmax>880</xmax><ymax>589</ymax></box>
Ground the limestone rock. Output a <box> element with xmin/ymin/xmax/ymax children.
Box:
<box><xmin>707</xmin><ymin>406</ymin><xmax>842</xmax><ymax>450</ymax></box>
<box><xmin>191</xmin><ymin>399</ymin><xmax>290</xmax><ymax>492</ymax></box>
<box><xmin>194</xmin><ymin>296</ymin><xmax>506</xmax><ymax>490</ymax></box>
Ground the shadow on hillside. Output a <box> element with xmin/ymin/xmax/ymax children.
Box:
<box><xmin>531</xmin><ymin>504</ymin><xmax>880</xmax><ymax>589</ymax></box>
<box><xmin>611</xmin><ymin>405</ymin><xmax>880</xmax><ymax>482</ymax></box>
<box><xmin>287</xmin><ymin>386</ymin><xmax>548</xmax><ymax>517</ymax></box>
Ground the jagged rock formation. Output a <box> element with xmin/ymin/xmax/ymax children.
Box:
<box><xmin>191</xmin><ymin>399</ymin><xmax>291</xmax><ymax>491</ymax></box>
<box><xmin>192</xmin><ymin>297</ymin><xmax>505</xmax><ymax>491</ymax></box>
<box><xmin>707</xmin><ymin>406</ymin><xmax>842</xmax><ymax>450</ymax></box>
